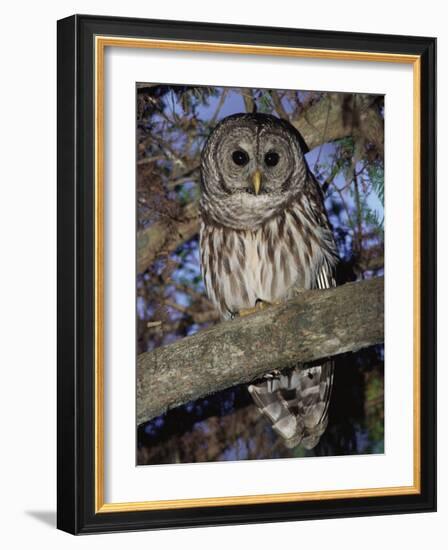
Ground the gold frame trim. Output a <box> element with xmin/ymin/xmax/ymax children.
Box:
<box><xmin>94</xmin><ymin>36</ymin><xmax>421</xmax><ymax>513</ymax></box>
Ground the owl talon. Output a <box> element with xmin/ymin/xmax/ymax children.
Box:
<box><xmin>239</xmin><ymin>300</ymin><xmax>269</xmax><ymax>317</ymax></box>
<box><xmin>238</xmin><ymin>306</ymin><xmax>257</xmax><ymax>317</ymax></box>
<box><xmin>257</xmin><ymin>299</ymin><xmax>282</xmax><ymax>308</ymax></box>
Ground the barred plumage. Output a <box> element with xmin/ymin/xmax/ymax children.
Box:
<box><xmin>199</xmin><ymin>113</ymin><xmax>338</xmax><ymax>449</ymax></box>
<box><xmin>200</xmin><ymin>201</ymin><xmax>336</xmax><ymax>319</ymax></box>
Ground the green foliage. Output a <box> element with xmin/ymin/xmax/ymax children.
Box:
<box><xmin>258</xmin><ymin>91</ymin><xmax>274</xmax><ymax>113</ymax></box>
<box><xmin>368</xmin><ymin>163</ymin><xmax>385</xmax><ymax>205</ymax></box>
<box><xmin>364</xmin><ymin>208</ymin><xmax>384</xmax><ymax>235</ymax></box>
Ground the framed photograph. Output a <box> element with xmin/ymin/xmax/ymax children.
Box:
<box><xmin>57</xmin><ymin>14</ymin><xmax>436</xmax><ymax>534</ymax></box>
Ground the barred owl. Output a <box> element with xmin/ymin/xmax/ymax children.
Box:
<box><xmin>199</xmin><ymin>113</ymin><xmax>338</xmax><ymax>449</ymax></box>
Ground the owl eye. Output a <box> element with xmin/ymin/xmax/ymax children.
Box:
<box><xmin>231</xmin><ymin>150</ymin><xmax>249</xmax><ymax>166</ymax></box>
<box><xmin>264</xmin><ymin>151</ymin><xmax>280</xmax><ymax>167</ymax></box>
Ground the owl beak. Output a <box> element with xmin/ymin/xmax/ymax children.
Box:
<box><xmin>251</xmin><ymin>170</ymin><xmax>262</xmax><ymax>195</ymax></box>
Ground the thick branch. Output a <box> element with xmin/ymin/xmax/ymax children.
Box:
<box><xmin>137</xmin><ymin>277</ymin><xmax>384</xmax><ymax>425</ymax></box>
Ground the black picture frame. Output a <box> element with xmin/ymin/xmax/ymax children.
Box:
<box><xmin>57</xmin><ymin>14</ymin><xmax>436</xmax><ymax>534</ymax></box>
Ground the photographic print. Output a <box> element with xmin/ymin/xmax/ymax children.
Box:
<box><xmin>136</xmin><ymin>84</ymin><xmax>385</xmax><ymax>465</ymax></box>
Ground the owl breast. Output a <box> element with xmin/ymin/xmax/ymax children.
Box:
<box><xmin>200</xmin><ymin>205</ymin><xmax>330</xmax><ymax>319</ymax></box>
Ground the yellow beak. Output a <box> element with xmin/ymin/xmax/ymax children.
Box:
<box><xmin>252</xmin><ymin>170</ymin><xmax>262</xmax><ymax>195</ymax></box>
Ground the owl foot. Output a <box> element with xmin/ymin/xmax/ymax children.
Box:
<box><xmin>239</xmin><ymin>299</ymin><xmax>278</xmax><ymax>317</ymax></box>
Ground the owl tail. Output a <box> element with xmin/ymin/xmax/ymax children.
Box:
<box><xmin>248</xmin><ymin>362</ymin><xmax>334</xmax><ymax>449</ymax></box>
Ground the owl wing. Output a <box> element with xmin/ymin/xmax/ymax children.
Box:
<box><xmin>248</xmin><ymin>261</ymin><xmax>336</xmax><ymax>450</ymax></box>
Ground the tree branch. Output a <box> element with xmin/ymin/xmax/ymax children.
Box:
<box><xmin>137</xmin><ymin>201</ymin><xmax>198</xmax><ymax>273</ymax></box>
<box><xmin>292</xmin><ymin>93</ymin><xmax>384</xmax><ymax>154</ymax></box>
<box><xmin>137</xmin><ymin>277</ymin><xmax>384</xmax><ymax>425</ymax></box>
<box><xmin>241</xmin><ymin>88</ymin><xmax>255</xmax><ymax>113</ymax></box>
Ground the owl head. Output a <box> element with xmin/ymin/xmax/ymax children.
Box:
<box><xmin>200</xmin><ymin>113</ymin><xmax>310</xmax><ymax>229</ymax></box>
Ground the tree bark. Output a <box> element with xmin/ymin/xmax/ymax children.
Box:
<box><xmin>137</xmin><ymin>277</ymin><xmax>384</xmax><ymax>425</ymax></box>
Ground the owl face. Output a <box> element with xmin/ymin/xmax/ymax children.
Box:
<box><xmin>213</xmin><ymin>122</ymin><xmax>298</xmax><ymax>195</ymax></box>
<box><xmin>201</xmin><ymin>113</ymin><xmax>308</xmax><ymax>196</ymax></box>
<box><xmin>200</xmin><ymin>113</ymin><xmax>310</xmax><ymax>229</ymax></box>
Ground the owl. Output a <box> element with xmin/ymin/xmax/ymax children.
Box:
<box><xmin>199</xmin><ymin>113</ymin><xmax>339</xmax><ymax>449</ymax></box>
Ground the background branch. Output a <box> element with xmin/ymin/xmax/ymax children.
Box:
<box><xmin>291</xmin><ymin>93</ymin><xmax>384</xmax><ymax>153</ymax></box>
<box><xmin>137</xmin><ymin>201</ymin><xmax>198</xmax><ymax>273</ymax></box>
